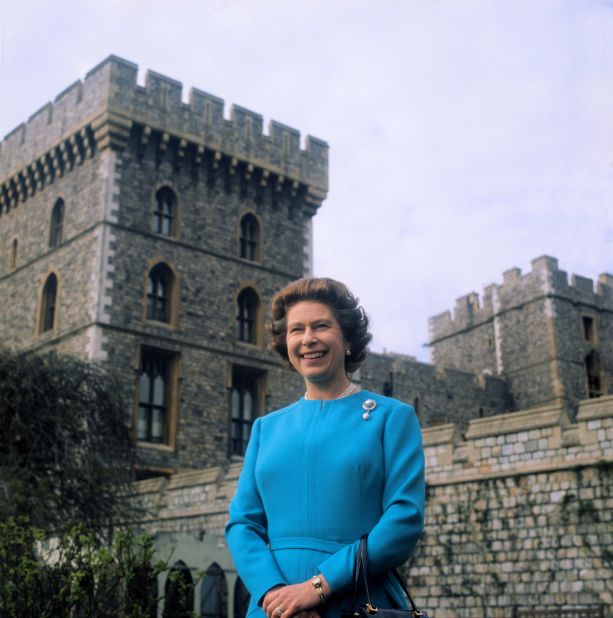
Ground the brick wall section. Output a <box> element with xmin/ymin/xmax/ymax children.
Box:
<box><xmin>134</xmin><ymin>395</ymin><xmax>613</xmax><ymax>616</ymax></box>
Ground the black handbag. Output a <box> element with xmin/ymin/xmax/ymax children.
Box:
<box><xmin>348</xmin><ymin>535</ymin><xmax>430</xmax><ymax>618</ymax></box>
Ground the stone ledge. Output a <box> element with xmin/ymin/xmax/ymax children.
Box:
<box><xmin>166</xmin><ymin>467</ymin><xmax>224</xmax><ymax>489</ymax></box>
<box><xmin>426</xmin><ymin>455</ymin><xmax>613</xmax><ymax>486</ymax></box>
<box><xmin>133</xmin><ymin>477</ymin><xmax>168</xmax><ymax>493</ymax></box>
<box><xmin>465</xmin><ymin>403</ymin><xmax>570</xmax><ymax>439</ymax></box>
<box><xmin>577</xmin><ymin>395</ymin><xmax>613</xmax><ymax>421</ymax></box>
<box><xmin>422</xmin><ymin>423</ymin><xmax>461</xmax><ymax>447</ymax></box>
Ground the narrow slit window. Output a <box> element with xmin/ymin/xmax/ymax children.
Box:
<box><xmin>582</xmin><ymin>316</ymin><xmax>595</xmax><ymax>343</ymax></box>
<box><xmin>236</xmin><ymin>288</ymin><xmax>259</xmax><ymax>343</ymax></box>
<box><xmin>49</xmin><ymin>199</ymin><xmax>64</xmax><ymax>247</ymax></box>
<box><xmin>40</xmin><ymin>273</ymin><xmax>58</xmax><ymax>333</ymax></box>
<box><xmin>585</xmin><ymin>351</ymin><xmax>602</xmax><ymax>399</ymax></box>
<box><xmin>9</xmin><ymin>238</ymin><xmax>18</xmax><ymax>270</ymax></box>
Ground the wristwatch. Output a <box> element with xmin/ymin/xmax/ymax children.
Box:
<box><xmin>310</xmin><ymin>575</ymin><xmax>326</xmax><ymax>604</ymax></box>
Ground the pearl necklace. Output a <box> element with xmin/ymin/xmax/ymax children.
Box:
<box><xmin>304</xmin><ymin>382</ymin><xmax>359</xmax><ymax>400</ymax></box>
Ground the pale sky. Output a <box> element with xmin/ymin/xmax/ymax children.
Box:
<box><xmin>1</xmin><ymin>0</ymin><xmax>611</xmax><ymax>361</ymax></box>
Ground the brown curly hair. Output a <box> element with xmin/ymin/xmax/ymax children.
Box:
<box><xmin>268</xmin><ymin>277</ymin><xmax>372</xmax><ymax>374</ymax></box>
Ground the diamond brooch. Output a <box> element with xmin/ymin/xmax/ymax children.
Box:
<box><xmin>362</xmin><ymin>399</ymin><xmax>377</xmax><ymax>420</ymax></box>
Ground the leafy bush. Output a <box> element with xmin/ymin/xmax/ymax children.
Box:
<box><xmin>0</xmin><ymin>349</ymin><xmax>139</xmax><ymax>533</ymax></box>
<box><xmin>0</xmin><ymin>517</ymin><xmax>201</xmax><ymax>618</ymax></box>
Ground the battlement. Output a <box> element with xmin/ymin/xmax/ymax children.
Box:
<box><xmin>423</xmin><ymin>393</ymin><xmax>612</xmax><ymax>483</ymax></box>
<box><xmin>429</xmin><ymin>255</ymin><xmax>613</xmax><ymax>342</ymax></box>
<box><xmin>0</xmin><ymin>55</ymin><xmax>328</xmax><ymax>214</ymax></box>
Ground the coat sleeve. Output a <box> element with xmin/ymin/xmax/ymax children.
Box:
<box><xmin>225</xmin><ymin>417</ymin><xmax>288</xmax><ymax>605</ymax></box>
<box><xmin>317</xmin><ymin>402</ymin><xmax>425</xmax><ymax>594</ymax></box>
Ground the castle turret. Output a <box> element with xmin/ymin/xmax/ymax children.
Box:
<box><xmin>429</xmin><ymin>256</ymin><xmax>613</xmax><ymax>412</ymax></box>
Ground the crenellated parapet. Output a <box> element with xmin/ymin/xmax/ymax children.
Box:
<box><xmin>423</xmin><ymin>393</ymin><xmax>612</xmax><ymax>483</ymax></box>
<box><xmin>0</xmin><ymin>55</ymin><xmax>328</xmax><ymax>217</ymax></box>
<box><xmin>429</xmin><ymin>255</ymin><xmax>613</xmax><ymax>342</ymax></box>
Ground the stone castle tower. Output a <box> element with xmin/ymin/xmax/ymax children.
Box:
<box><xmin>429</xmin><ymin>255</ymin><xmax>613</xmax><ymax>413</ymax></box>
<box><xmin>0</xmin><ymin>55</ymin><xmax>327</xmax><ymax>476</ymax></box>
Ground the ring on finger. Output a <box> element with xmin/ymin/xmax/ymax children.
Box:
<box><xmin>275</xmin><ymin>606</ymin><xmax>284</xmax><ymax>617</ymax></box>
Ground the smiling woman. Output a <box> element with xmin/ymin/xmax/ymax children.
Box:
<box><xmin>225</xmin><ymin>278</ymin><xmax>426</xmax><ymax>618</ymax></box>
<box><xmin>285</xmin><ymin>301</ymin><xmax>351</xmax><ymax>399</ymax></box>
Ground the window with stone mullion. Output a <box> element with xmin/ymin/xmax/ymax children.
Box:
<box><xmin>240</xmin><ymin>215</ymin><xmax>258</xmax><ymax>261</ymax></box>
<box><xmin>138</xmin><ymin>353</ymin><xmax>169</xmax><ymax>443</ymax></box>
<box><xmin>230</xmin><ymin>371</ymin><xmax>258</xmax><ymax>456</ymax></box>
<box><xmin>152</xmin><ymin>188</ymin><xmax>175</xmax><ymax>236</ymax></box>
<box><xmin>236</xmin><ymin>289</ymin><xmax>257</xmax><ymax>343</ymax></box>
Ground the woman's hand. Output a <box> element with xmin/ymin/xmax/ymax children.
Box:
<box><xmin>262</xmin><ymin>581</ymin><xmax>323</xmax><ymax>618</ymax></box>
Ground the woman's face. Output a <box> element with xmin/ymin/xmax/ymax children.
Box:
<box><xmin>285</xmin><ymin>300</ymin><xmax>348</xmax><ymax>387</ymax></box>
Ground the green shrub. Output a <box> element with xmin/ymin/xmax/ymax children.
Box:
<box><xmin>0</xmin><ymin>517</ymin><xmax>196</xmax><ymax>618</ymax></box>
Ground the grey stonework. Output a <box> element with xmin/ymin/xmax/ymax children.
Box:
<box><xmin>429</xmin><ymin>255</ymin><xmax>613</xmax><ymax>414</ymax></box>
<box><xmin>2</xmin><ymin>56</ymin><xmax>613</xmax><ymax>617</ymax></box>
<box><xmin>0</xmin><ymin>56</ymin><xmax>324</xmax><ymax>474</ymax></box>
<box><xmin>360</xmin><ymin>352</ymin><xmax>511</xmax><ymax>430</ymax></box>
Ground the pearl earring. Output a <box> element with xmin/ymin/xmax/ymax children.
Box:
<box><xmin>345</xmin><ymin>349</ymin><xmax>351</xmax><ymax>356</ymax></box>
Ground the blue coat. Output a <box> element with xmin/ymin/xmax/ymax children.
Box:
<box><xmin>225</xmin><ymin>390</ymin><xmax>425</xmax><ymax>618</ymax></box>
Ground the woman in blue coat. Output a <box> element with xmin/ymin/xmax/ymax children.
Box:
<box><xmin>225</xmin><ymin>278</ymin><xmax>425</xmax><ymax>618</ymax></box>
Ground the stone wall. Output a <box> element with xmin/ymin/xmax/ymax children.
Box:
<box><xmin>361</xmin><ymin>352</ymin><xmax>511</xmax><ymax>430</ymax></box>
<box><xmin>134</xmin><ymin>394</ymin><xmax>613</xmax><ymax>617</ymax></box>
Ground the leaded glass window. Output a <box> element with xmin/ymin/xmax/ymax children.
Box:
<box><xmin>152</xmin><ymin>187</ymin><xmax>176</xmax><ymax>236</ymax></box>
<box><xmin>239</xmin><ymin>214</ymin><xmax>259</xmax><ymax>261</ymax></box>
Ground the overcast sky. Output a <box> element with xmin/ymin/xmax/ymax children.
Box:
<box><xmin>1</xmin><ymin>0</ymin><xmax>611</xmax><ymax>361</ymax></box>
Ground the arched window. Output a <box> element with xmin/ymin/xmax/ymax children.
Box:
<box><xmin>239</xmin><ymin>214</ymin><xmax>260</xmax><ymax>261</ymax></box>
<box><xmin>163</xmin><ymin>561</ymin><xmax>194</xmax><ymax>618</ymax></box>
<box><xmin>233</xmin><ymin>578</ymin><xmax>250</xmax><ymax>618</ymax></box>
<box><xmin>147</xmin><ymin>263</ymin><xmax>174</xmax><ymax>323</ymax></box>
<box><xmin>236</xmin><ymin>288</ymin><xmax>259</xmax><ymax>344</ymax></box>
<box><xmin>40</xmin><ymin>274</ymin><xmax>58</xmax><ymax>333</ymax></box>
<box><xmin>49</xmin><ymin>199</ymin><xmax>64</xmax><ymax>247</ymax></box>
<box><xmin>152</xmin><ymin>187</ymin><xmax>177</xmax><ymax>236</ymax></box>
<box><xmin>199</xmin><ymin>563</ymin><xmax>227</xmax><ymax>618</ymax></box>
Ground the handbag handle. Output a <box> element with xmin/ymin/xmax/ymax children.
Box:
<box><xmin>352</xmin><ymin>534</ymin><xmax>423</xmax><ymax>617</ymax></box>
